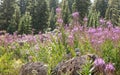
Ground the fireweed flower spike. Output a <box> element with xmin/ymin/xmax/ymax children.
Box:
<box><xmin>93</xmin><ymin>58</ymin><xmax>105</xmax><ymax>72</ymax></box>
<box><xmin>57</xmin><ymin>18</ymin><xmax>63</xmax><ymax>24</ymax></box>
<box><xmin>72</xmin><ymin>12</ymin><xmax>79</xmax><ymax>18</ymax></box>
<box><xmin>106</xmin><ymin>20</ymin><xmax>113</xmax><ymax>28</ymax></box>
<box><xmin>56</xmin><ymin>7</ymin><xmax>61</xmax><ymax>14</ymax></box>
<box><xmin>94</xmin><ymin>58</ymin><xmax>105</xmax><ymax>66</ymax></box>
<box><xmin>105</xmin><ymin>63</ymin><xmax>115</xmax><ymax>75</ymax></box>
<box><xmin>99</xmin><ymin>18</ymin><xmax>105</xmax><ymax>25</ymax></box>
<box><xmin>72</xmin><ymin>12</ymin><xmax>79</xmax><ymax>26</ymax></box>
<box><xmin>83</xmin><ymin>16</ymin><xmax>88</xmax><ymax>22</ymax></box>
<box><xmin>67</xmin><ymin>34</ymin><xmax>74</xmax><ymax>46</ymax></box>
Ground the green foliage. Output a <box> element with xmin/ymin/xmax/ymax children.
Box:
<box><xmin>78</xmin><ymin>61</ymin><xmax>91</xmax><ymax>75</ymax></box>
<box><xmin>100</xmin><ymin>40</ymin><xmax>120</xmax><ymax>74</ymax></box>
<box><xmin>0</xmin><ymin>27</ymin><xmax>120</xmax><ymax>74</ymax></box>
<box><xmin>18</xmin><ymin>12</ymin><xmax>32</xmax><ymax>34</ymax></box>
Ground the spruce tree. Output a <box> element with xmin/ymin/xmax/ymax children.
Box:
<box><xmin>87</xmin><ymin>9</ymin><xmax>100</xmax><ymax>27</ymax></box>
<box><xmin>19</xmin><ymin>0</ymin><xmax>26</xmax><ymax>15</ymax></box>
<box><xmin>32</xmin><ymin>0</ymin><xmax>49</xmax><ymax>33</ymax></box>
<box><xmin>68</xmin><ymin>0</ymin><xmax>74</xmax><ymax>13</ymax></box>
<box><xmin>72</xmin><ymin>0</ymin><xmax>91</xmax><ymax>20</ymax></box>
<box><xmin>7</xmin><ymin>3</ymin><xmax>21</xmax><ymax>33</ymax></box>
<box><xmin>0</xmin><ymin>0</ymin><xmax>16</xmax><ymax>30</ymax></box>
<box><xmin>87</xmin><ymin>4</ymin><xmax>100</xmax><ymax>27</ymax></box>
<box><xmin>18</xmin><ymin>12</ymin><xmax>32</xmax><ymax>34</ymax></box>
<box><xmin>48</xmin><ymin>8</ymin><xmax>56</xmax><ymax>30</ymax></box>
<box><xmin>105</xmin><ymin>0</ymin><xmax>120</xmax><ymax>26</ymax></box>
<box><xmin>49</xmin><ymin>0</ymin><xmax>58</xmax><ymax>14</ymax></box>
<box><xmin>95</xmin><ymin>0</ymin><xmax>108</xmax><ymax>17</ymax></box>
<box><xmin>62</xmin><ymin>0</ymin><xmax>70</xmax><ymax>24</ymax></box>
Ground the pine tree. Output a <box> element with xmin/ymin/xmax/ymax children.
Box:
<box><xmin>105</xmin><ymin>0</ymin><xmax>120</xmax><ymax>26</ymax></box>
<box><xmin>95</xmin><ymin>0</ymin><xmax>108</xmax><ymax>17</ymax></box>
<box><xmin>72</xmin><ymin>0</ymin><xmax>91</xmax><ymax>20</ymax></box>
<box><xmin>7</xmin><ymin>3</ymin><xmax>21</xmax><ymax>33</ymax></box>
<box><xmin>18</xmin><ymin>12</ymin><xmax>32</xmax><ymax>34</ymax></box>
<box><xmin>0</xmin><ymin>0</ymin><xmax>16</xmax><ymax>30</ymax></box>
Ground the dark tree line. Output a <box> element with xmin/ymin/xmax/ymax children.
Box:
<box><xmin>0</xmin><ymin>0</ymin><xmax>119</xmax><ymax>34</ymax></box>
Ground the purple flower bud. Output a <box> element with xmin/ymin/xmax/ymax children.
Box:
<box><xmin>99</xmin><ymin>18</ymin><xmax>105</xmax><ymax>25</ymax></box>
<box><xmin>56</xmin><ymin>7</ymin><xmax>61</xmax><ymax>13</ymax></box>
<box><xmin>105</xmin><ymin>63</ymin><xmax>115</xmax><ymax>72</ymax></box>
<box><xmin>67</xmin><ymin>34</ymin><xmax>74</xmax><ymax>46</ymax></box>
<box><xmin>83</xmin><ymin>16</ymin><xmax>88</xmax><ymax>22</ymax></box>
<box><xmin>57</xmin><ymin>18</ymin><xmax>63</xmax><ymax>24</ymax></box>
<box><xmin>72</xmin><ymin>26</ymin><xmax>79</xmax><ymax>33</ymax></box>
<box><xmin>106</xmin><ymin>21</ymin><xmax>113</xmax><ymax>28</ymax></box>
<box><xmin>72</xmin><ymin>12</ymin><xmax>79</xmax><ymax>18</ymax></box>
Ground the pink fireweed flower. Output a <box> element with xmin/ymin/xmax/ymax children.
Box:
<box><xmin>72</xmin><ymin>26</ymin><xmax>79</xmax><ymax>33</ymax></box>
<box><xmin>57</xmin><ymin>18</ymin><xmax>63</xmax><ymax>24</ymax></box>
<box><xmin>56</xmin><ymin>7</ymin><xmax>61</xmax><ymax>13</ymax></box>
<box><xmin>67</xmin><ymin>34</ymin><xmax>74</xmax><ymax>46</ymax></box>
<box><xmin>35</xmin><ymin>44</ymin><xmax>39</xmax><ymax>51</ymax></box>
<box><xmin>105</xmin><ymin>63</ymin><xmax>115</xmax><ymax>73</ymax></box>
<box><xmin>94</xmin><ymin>58</ymin><xmax>105</xmax><ymax>67</ymax></box>
<box><xmin>88</xmin><ymin>28</ymin><xmax>96</xmax><ymax>33</ymax></box>
<box><xmin>83</xmin><ymin>16</ymin><xmax>88</xmax><ymax>22</ymax></box>
<box><xmin>97</xmin><ymin>27</ymin><xmax>102</xmax><ymax>32</ymax></box>
<box><xmin>72</xmin><ymin>12</ymin><xmax>79</xmax><ymax>18</ymax></box>
<box><xmin>106</xmin><ymin>21</ymin><xmax>113</xmax><ymax>28</ymax></box>
<box><xmin>93</xmin><ymin>58</ymin><xmax>105</xmax><ymax>72</ymax></box>
<box><xmin>99</xmin><ymin>18</ymin><xmax>105</xmax><ymax>25</ymax></box>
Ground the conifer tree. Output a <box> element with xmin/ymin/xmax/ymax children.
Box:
<box><xmin>72</xmin><ymin>0</ymin><xmax>91</xmax><ymax>20</ymax></box>
<box><xmin>49</xmin><ymin>0</ymin><xmax>58</xmax><ymax>14</ymax></box>
<box><xmin>95</xmin><ymin>0</ymin><xmax>108</xmax><ymax>17</ymax></box>
<box><xmin>0</xmin><ymin>0</ymin><xmax>16</xmax><ymax>30</ymax></box>
<box><xmin>7</xmin><ymin>3</ymin><xmax>21</xmax><ymax>33</ymax></box>
<box><xmin>19</xmin><ymin>0</ymin><xmax>26</xmax><ymax>15</ymax></box>
<box><xmin>105</xmin><ymin>0</ymin><xmax>120</xmax><ymax>26</ymax></box>
<box><xmin>18</xmin><ymin>12</ymin><xmax>32</xmax><ymax>34</ymax></box>
<box><xmin>48</xmin><ymin>8</ymin><xmax>56</xmax><ymax>30</ymax></box>
<box><xmin>68</xmin><ymin>0</ymin><xmax>74</xmax><ymax>13</ymax></box>
<box><xmin>32</xmin><ymin>0</ymin><xmax>49</xmax><ymax>33</ymax></box>
<box><xmin>62</xmin><ymin>0</ymin><xmax>70</xmax><ymax>24</ymax></box>
<box><xmin>87</xmin><ymin>8</ymin><xmax>100</xmax><ymax>27</ymax></box>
